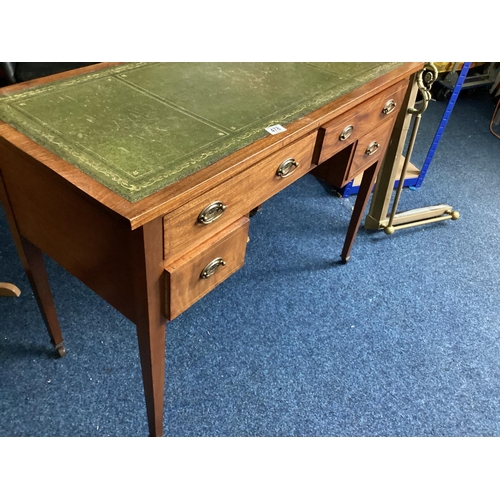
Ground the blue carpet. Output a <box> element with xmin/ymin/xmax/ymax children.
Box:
<box><xmin>1</xmin><ymin>87</ymin><xmax>499</xmax><ymax>437</ymax></box>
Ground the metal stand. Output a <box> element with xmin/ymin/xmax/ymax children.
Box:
<box><xmin>365</xmin><ymin>62</ymin><xmax>463</xmax><ymax>234</ymax></box>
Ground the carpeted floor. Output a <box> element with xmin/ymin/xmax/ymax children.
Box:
<box><xmin>1</xmin><ymin>85</ymin><xmax>499</xmax><ymax>437</ymax></box>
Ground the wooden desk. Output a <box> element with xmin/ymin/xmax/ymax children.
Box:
<box><xmin>0</xmin><ymin>62</ymin><xmax>422</xmax><ymax>436</ymax></box>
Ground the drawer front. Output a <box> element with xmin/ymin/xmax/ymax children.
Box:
<box><xmin>165</xmin><ymin>217</ymin><xmax>249</xmax><ymax>320</ymax></box>
<box><xmin>318</xmin><ymin>79</ymin><xmax>407</xmax><ymax>164</ymax></box>
<box><xmin>348</xmin><ymin>116</ymin><xmax>396</xmax><ymax>181</ymax></box>
<box><xmin>163</xmin><ymin>132</ymin><xmax>316</xmax><ymax>263</ymax></box>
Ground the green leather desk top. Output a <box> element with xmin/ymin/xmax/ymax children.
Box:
<box><xmin>0</xmin><ymin>62</ymin><xmax>402</xmax><ymax>202</ymax></box>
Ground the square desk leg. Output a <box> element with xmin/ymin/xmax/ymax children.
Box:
<box><xmin>2</xmin><ymin>167</ymin><xmax>168</xmax><ymax>436</ymax></box>
<box><xmin>340</xmin><ymin>161</ymin><xmax>381</xmax><ymax>263</ymax></box>
<box><xmin>132</xmin><ymin>218</ymin><xmax>167</xmax><ymax>437</ymax></box>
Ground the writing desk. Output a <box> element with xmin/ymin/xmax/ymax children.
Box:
<box><xmin>0</xmin><ymin>62</ymin><xmax>422</xmax><ymax>436</ymax></box>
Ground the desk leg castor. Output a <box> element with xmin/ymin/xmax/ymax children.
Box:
<box><xmin>53</xmin><ymin>341</ymin><xmax>67</xmax><ymax>358</ymax></box>
<box><xmin>341</xmin><ymin>255</ymin><xmax>350</xmax><ymax>264</ymax></box>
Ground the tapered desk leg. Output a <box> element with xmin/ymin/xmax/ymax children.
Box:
<box><xmin>20</xmin><ymin>236</ymin><xmax>66</xmax><ymax>356</ymax></box>
<box><xmin>341</xmin><ymin>162</ymin><xmax>380</xmax><ymax>263</ymax></box>
<box><xmin>132</xmin><ymin>218</ymin><xmax>167</xmax><ymax>437</ymax></box>
<box><xmin>0</xmin><ymin>175</ymin><xmax>65</xmax><ymax>356</ymax></box>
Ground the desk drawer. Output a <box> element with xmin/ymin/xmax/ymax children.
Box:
<box><xmin>347</xmin><ymin>116</ymin><xmax>395</xmax><ymax>181</ymax></box>
<box><xmin>318</xmin><ymin>79</ymin><xmax>407</xmax><ymax>165</ymax></box>
<box><xmin>165</xmin><ymin>217</ymin><xmax>249</xmax><ymax>320</ymax></box>
<box><xmin>163</xmin><ymin>132</ymin><xmax>316</xmax><ymax>263</ymax></box>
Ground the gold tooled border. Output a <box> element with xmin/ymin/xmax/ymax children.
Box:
<box><xmin>0</xmin><ymin>62</ymin><xmax>402</xmax><ymax>202</ymax></box>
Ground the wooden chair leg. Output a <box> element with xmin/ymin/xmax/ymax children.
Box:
<box><xmin>340</xmin><ymin>161</ymin><xmax>380</xmax><ymax>263</ymax></box>
<box><xmin>132</xmin><ymin>218</ymin><xmax>167</xmax><ymax>437</ymax></box>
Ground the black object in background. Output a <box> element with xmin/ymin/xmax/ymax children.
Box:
<box><xmin>0</xmin><ymin>62</ymin><xmax>97</xmax><ymax>86</ymax></box>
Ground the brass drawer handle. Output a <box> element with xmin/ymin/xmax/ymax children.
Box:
<box><xmin>198</xmin><ymin>201</ymin><xmax>227</xmax><ymax>224</ymax></box>
<box><xmin>339</xmin><ymin>125</ymin><xmax>354</xmax><ymax>141</ymax></box>
<box><xmin>276</xmin><ymin>158</ymin><xmax>299</xmax><ymax>178</ymax></box>
<box><xmin>365</xmin><ymin>141</ymin><xmax>380</xmax><ymax>156</ymax></box>
<box><xmin>382</xmin><ymin>99</ymin><xmax>397</xmax><ymax>115</ymax></box>
<box><xmin>200</xmin><ymin>257</ymin><xmax>226</xmax><ymax>279</ymax></box>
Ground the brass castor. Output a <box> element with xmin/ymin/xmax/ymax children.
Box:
<box><xmin>53</xmin><ymin>342</ymin><xmax>67</xmax><ymax>358</ymax></box>
<box><xmin>384</xmin><ymin>225</ymin><xmax>395</xmax><ymax>235</ymax></box>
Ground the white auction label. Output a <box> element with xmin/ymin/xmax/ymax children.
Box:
<box><xmin>265</xmin><ymin>124</ymin><xmax>287</xmax><ymax>135</ymax></box>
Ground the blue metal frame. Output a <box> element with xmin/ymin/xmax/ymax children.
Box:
<box><xmin>335</xmin><ymin>62</ymin><xmax>471</xmax><ymax>197</ymax></box>
<box><xmin>336</xmin><ymin>171</ymin><xmax>417</xmax><ymax>198</ymax></box>
<box><xmin>414</xmin><ymin>62</ymin><xmax>471</xmax><ymax>188</ymax></box>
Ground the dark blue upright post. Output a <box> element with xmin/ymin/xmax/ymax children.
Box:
<box><xmin>414</xmin><ymin>62</ymin><xmax>471</xmax><ymax>188</ymax></box>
